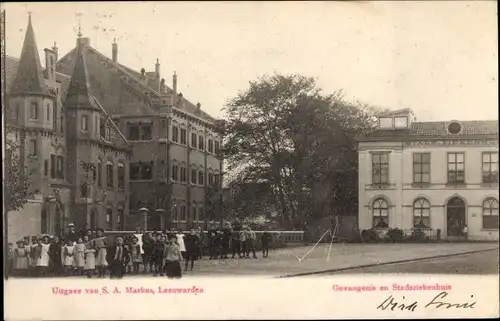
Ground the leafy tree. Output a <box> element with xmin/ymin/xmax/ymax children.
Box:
<box><xmin>223</xmin><ymin>74</ymin><xmax>383</xmax><ymax>229</ymax></box>
<box><xmin>3</xmin><ymin>130</ymin><xmax>33</xmax><ymax>213</ymax></box>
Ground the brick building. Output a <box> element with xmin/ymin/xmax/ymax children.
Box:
<box><xmin>357</xmin><ymin>108</ymin><xmax>498</xmax><ymax>241</ymax></box>
<box><xmin>4</xmin><ymin>16</ymin><xmax>223</xmax><ymax>242</ymax></box>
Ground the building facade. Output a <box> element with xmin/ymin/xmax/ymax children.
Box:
<box><xmin>4</xmin><ymin>16</ymin><xmax>222</xmax><ymax>242</ymax></box>
<box><xmin>357</xmin><ymin>109</ymin><xmax>499</xmax><ymax>241</ymax></box>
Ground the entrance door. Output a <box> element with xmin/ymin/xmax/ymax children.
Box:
<box><xmin>446</xmin><ymin>197</ymin><xmax>466</xmax><ymax>237</ymax></box>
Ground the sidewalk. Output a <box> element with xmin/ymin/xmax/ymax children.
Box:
<box><xmin>190</xmin><ymin>242</ymin><xmax>499</xmax><ymax>277</ymax></box>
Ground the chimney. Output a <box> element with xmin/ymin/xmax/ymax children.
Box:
<box><xmin>112</xmin><ymin>39</ymin><xmax>118</xmax><ymax>63</ymax></box>
<box><xmin>155</xmin><ymin>59</ymin><xmax>160</xmax><ymax>91</ymax></box>
<box><xmin>44</xmin><ymin>48</ymin><xmax>57</xmax><ymax>82</ymax></box>
<box><xmin>196</xmin><ymin>102</ymin><xmax>201</xmax><ymax>113</ymax></box>
<box><xmin>160</xmin><ymin>78</ymin><xmax>166</xmax><ymax>93</ymax></box>
<box><xmin>77</xmin><ymin>37</ymin><xmax>90</xmax><ymax>48</ymax></box>
<box><xmin>178</xmin><ymin>93</ymin><xmax>184</xmax><ymax>108</ymax></box>
<box><xmin>172</xmin><ymin>71</ymin><xmax>178</xmax><ymax>106</ymax></box>
<box><xmin>52</xmin><ymin>42</ymin><xmax>58</xmax><ymax>60</ymax></box>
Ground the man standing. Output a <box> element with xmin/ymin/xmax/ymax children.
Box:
<box><xmin>231</xmin><ymin>227</ymin><xmax>241</xmax><ymax>259</ymax></box>
<box><xmin>261</xmin><ymin>229</ymin><xmax>271</xmax><ymax>258</ymax></box>
<box><xmin>239</xmin><ymin>227</ymin><xmax>247</xmax><ymax>258</ymax></box>
<box><xmin>108</xmin><ymin>236</ymin><xmax>130</xmax><ymax>279</ymax></box>
<box><xmin>221</xmin><ymin>223</ymin><xmax>231</xmax><ymax>259</ymax></box>
<box><xmin>65</xmin><ymin>223</ymin><xmax>78</xmax><ymax>245</ymax></box>
<box><xmin>245</xmin><ymin>226</ymin><xmax>257</xmax><ymax>259</ymax></box>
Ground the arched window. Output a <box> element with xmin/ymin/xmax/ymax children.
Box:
<box><xmin>413</xmin><ymin>198</ymin><xmax>430</xmax><ymax>228</ymax></box>
<box><xmin>372</xmin><ymin>198</ymin><xmax>389</xmax><ymax>228</ymax></box>
<box><xmin>482</xmin><ymin>198</ymin><xmax>499</xmax><ymax>229</ymax></box>
<box><xmin>172</xmin><ymin>125</ymin><xmax>179</xmax><ymax>143</ymax></box>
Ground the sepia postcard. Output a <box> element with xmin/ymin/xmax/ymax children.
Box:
<box><xmin>2</xmin><ymin>1</ymin><xmax>499</xmax><ymax>320</ymax></box>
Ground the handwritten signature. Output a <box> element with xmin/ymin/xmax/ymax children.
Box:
<box><xmin>377</xmin><ymin>292</ymin><xmax>476</xmax><ymax>312</ymax></box>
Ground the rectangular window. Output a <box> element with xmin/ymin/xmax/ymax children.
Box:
<box><xmin>198</xmin><ymin>207</ymin><xmax>204</xmax><ymax>222</ymax></box>
<box><xmin>29</xmin><ymin>139</ymin><xmax>37</xmax><ymax>156</ymax></box>
<box><xmin>198</xmin><ymin>135</ymin><xmax>204</xmax><ymax>150</ymax></box>
<box><xmin>46</xmin><ymin>104</ymin><xmax>51</xmax><ymax>121</ymax></box>
<box><xmin>106</xmin><ymin>208</ymin><xmax>112</xmax><ymax>230</ymax></box>
<box><xmin>192</xmin><ymin>207</ymin><xmax>197</xmax><ymax>223</ymax></box>
<box><xmin>394</xmin><ymin>117</ymin><xmax>408</xmax><ymax>128</ymax></box>
<box><xmin>60</xmin><ymin>115</ymin><xmax>64</xmax><ymax>134</ymax></box>
<box><xmin>97</xmin><ymin>161</ymin><xmax>102</xmax><ymax>187</ymax></box>
<box><xmin>198</xmin><ymin>170</ymin><xmax>204</xmax><ymax>185</ymax></box>
<box><xmin>172</xmin><ymin>126</ymin><xmax>179</xmax><ymax>143</ymax></box>
<box><xmin>80</xmin><ymin>182</ymin><xmax>88</xmax><ymax>198</ymax></box>
<box><xmin>30</xmin><ymin>102</ymin><xmax>38</xmax><ymax>119</ymax></box>
<box><xmin>371</xmin><ymin>152</ymin><xmax>389</xmax><ymax>184</ymax></box>
<box><xmin>482</xmin><ymin>152</ymin><xmax>499</xmax><ymax>183</ymax></box>
<box><xmin>180</xmin><ymin>166</ymin><xmax>187</xmax><ymax>183</ymax></box>
<box><xmin>81</xmin><ymin>115</ymin><xmax>88</xmax><ymax>131</ymax></box>
<box><xmin>118</xmin><ymin>164</ymin><xmax>125</xmax><ymax>189</ymax></box>
<box><xmin>130</xmin><ymin>163</ymin><xmax>140</xmax><ymax>180</ymax></box>
<box><xmin>191</xmin><ymin>132</ymin><xmax>197</xmax><ymax>148</ymax></box>
<box><xmin>56</xmin><ymin>156</ymin><xmax>64</xmax><ymax>179</ymax></box>
<box><xmin>172</xmin><ymin>205</ymin><xmax>178</xmax><ymax>221</ymax></box>
<box><xmin>92</xmin><ymin>164</ymin><xmax>97</xmax><ymax>182</ymax></box>
<box><xmin>208</xmin><ymin>173</ymin><xmax>214</xmax><ymax>186</ymax></box>
<box><xmin>214</xmin><ymin>173</ymin><xmax>220</xmax><ymax>186</ymax></box>
<box><xmin>208</xmin><ymin>139</ymin><xmax>214</xmax><ymax>153</ymax></box>
<box><xmin>140</xmin><ymin>124</ymin><xmax>152</xmax><ymax>140</ymax></box>
<box><xmin>413</xmin><ymin>153</ymin><xmax>431</xmax><ymax>184</ymax></box>
<box><xmin>215</xmin><ymin>141</ymin><xmax>220</xmax><ymax>154</ymax></box>
<box><xmin>172</xmin><ymin>164</ymin><xmax>179</xmax><ymax>181</ymax></box>
<box><xmin>128</xmin><ymin>124</ymin><xmax>139</xmax><ymax>141</ymax></box>
<box><xmin>180</xmin><ymin>128</ymin><xmax>187</xmax><ymax>145</ymax></box>
<box><xmin>107</xmin><ymin>163</ymin><xmax>114</xmax><ymax>188</ymax></box>
<box><xmin>50</xmin><ymin>154</ymin><xmax>56</xmax><ymax>178</ymax></box>
<box><xmin>191</xmin><ymin>168</ymin><xmax>197</xmax><ymax>184</ymax></box>
<box><xmin>44</xmin><ymin>160</ymin><xmax>49</xmax><ymax>177</ymax></box>
<box><xmin>379</xmin><ymin>117</ymin><xmax>392</xmax><ymax>128</ymax></box>
<box><xmin>180</xmin><ymin>205</ymin><xmax>187</xmax><ymax>222</ymax></box>
<box><xmin>141</xmin><ymin>162</ymin><xmax>153</xmax><ymax>180</ymax></box>
<box><xmin>447</xmin><ymin>152</ymin><xmax>465</xmax><ymax>184</ymax></box>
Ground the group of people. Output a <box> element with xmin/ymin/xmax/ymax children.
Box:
<box><xmin>6</xmin><ymin>222</ymin><xmax>274</xmax><ymax>279</ymax></box>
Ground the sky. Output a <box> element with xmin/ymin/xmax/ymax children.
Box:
<box><xmin>3</xmin><ymin>1</ymin><xmax>498</xmax><ymax>121</ymax></box>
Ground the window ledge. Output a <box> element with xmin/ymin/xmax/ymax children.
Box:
<box><xmin>128</xmin><ymin>140</ymin><xmax>153</xmax><ymax>143</ymax></box>
<box><xmin>411</xmin><ymin>183</ymin><xmax>431</xmax><ymax>188</ymax></box>
<box><xmin>130</xmin><ymin>179</ymin><xmax>154</xmax><ymax>183</ymax></box>
<box><xmin>481</xmin><ymin>228</ymin><xmax>499</xmax><ymax>231</ymax></box>
<box><xmin>446</xmin><ymin>183</ymin><xmax>467</xmax><ymax>187</ymax></box>
<box><xmin>27</xmin><ymin>155</ymin><xmax>39</xmax><ymax>159</ymax></box>
<box><xmin>480</xmin><ymin>183</ymin><xmax>499</xmax><ymax>187</ymax></box>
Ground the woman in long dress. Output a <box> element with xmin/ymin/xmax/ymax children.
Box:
<box><xmin>94</xmin><ymin>228</ymin><xmax>108</xmax><ymax>278</ymax></box>
<box><xmin>14</xmin><ymin>240</ymin><xmax>29</xmax><ymax>277</ymax></box>
<box><xmin>84</xmin><ymin>235</ymin><xmax>96</xmax><ymax>278</ymax></box>
<box><xmin>63</xmin><ymin>240</ymin><xmax>75</xmax><ymax>276</ymax></box>
<box><xmin>49</xmin><ymin>236</ymin><xmax>63</xmax><ymax>276</ymax></box>
<box><xmin>36</xmin><ymin>236</ymin><xmax>51</xmax><ymax>277</ymax></box>
<box><xmin>74</xmin><ymin>237</ymin><xmax>86</xmax><ymax>275</ymax></box>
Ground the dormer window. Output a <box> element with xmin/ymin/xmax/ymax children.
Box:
<box><xmin>379</xmin><ymin>117</ymin><xmax>393</xmax><ymax>129</ymax></box>
<box><xmin>394</xmin><ymin>116</ymin><xmax>408</xmax><ymax>128</ymax></box>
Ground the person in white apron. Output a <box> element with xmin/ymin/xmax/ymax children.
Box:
<box><xmin>176</xmin><ymin>232</ymin><xmax>186</xmax><ymax>260</ymax></box>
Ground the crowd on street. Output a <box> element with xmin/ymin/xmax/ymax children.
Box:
<box><xmin>6</xmin><ymin>222</ymin><xmax>273</xmax><ymax>279</ymax></box>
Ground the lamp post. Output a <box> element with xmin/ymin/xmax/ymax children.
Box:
<box><xmin>80</xmin><ymin>161</ymin><xmax>96</xmax><ymax>226</ymax></box>
<box><xmin>138</xmin><ymin>207</ymin><xmax>149</xmax><ymax>231</ymax></box>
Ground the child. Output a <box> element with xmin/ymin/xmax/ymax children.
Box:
<box><xmin>6</xmin><ymin>243</ymin><xmax>14</xmax><ymax>278</ymax></box>
<box><xmin>108</xmin><ymin>236</ymin><xmax>129</xmax><ymax>279</ymax></box>
<box><xmin>124</xmin><ymin>244</ymin><xmax>133</xmax><ymax>274</ymax></box>
<box><xmin>130</xmin><ymin>236</ymin><xmax>142</xmax><ymax>274</ymax></box>
<box><xmin>261</xmin><ymin>229</ymin><xmax>271</xmax><ymax>258</ymax></box>
<box><xmin>94</xmin><ymin>228</ymin><xmax>108</xmax><ymax>278</ymax></box>
<box><xmin>74</xmin><ymin>237</ymin><xmax>86</xmax><ymax>276</ymax></box>
<box><xmin>14</xmin><ymin>240</ymin><xmax>29</xmax><ymax>277</ymax></box>
<box><xmin>63</xmin><ymin>239</ymin><xmax>75</xmax><ymax>276</ymax></box>
<box><xmin>152</xmin><ymin>234</ymin><xmax>166</xmax><ymax>277</ymax></box>
<box><xmin>183</xmin><ymin>228</ymin><xmax>199</xmax><ymax>272</ymax></box>
<box><xmin>83</xmin><ymin>235</ymin><xmax>96</xmax><ymax>278</ymax></box>
<box><xmin>49</xmin><ymin>236</ymin><xmax>63</xmax><ymax>277</ymax></box>
<box><xmin>28</xmin><ymin>237</ymin><xmax>38</xmax><ymax>276</ymax></box>
<box><xmin>36</xmin><ymin>236</ymin><xmax>51</xmax><ymax>277</ymax></box>
<box><xmin>165</xmin><ymin>235</ymin><xmax>183</xmax><ymax>279</ymax></box>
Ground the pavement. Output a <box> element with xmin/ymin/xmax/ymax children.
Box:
<box><xmin>328</xmin><ymin>250</ymin><xmax>499</xmax><ymax>275</ymax></box>
<box><xmin>186</xmin><ymin>242</ymin><xmax>499</xmax><ymax>277</ymax></box>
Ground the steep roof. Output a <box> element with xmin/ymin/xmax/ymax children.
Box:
<box><xmin>361</xmin><ymin>120</ymin><xmax>498</xmax><ymax>141</ymax></box>
<box><xmin>56</xmin><ymin>43</ymin><xmax>216</xmax><ymax>122</ymax></box>
<box><xmin>9</xmin><ymin>15</ymin><xmax>48</xmax><ymax>95</ymax></box>
<box><xmin>64</xmin><ymin>46</ymin><xmax>100</xmax><ymax>111</ymax></box>
<box><xmin>5</xmin><ymin>55</ymin><xmax>71</xmax><ymax>98</ymax></box>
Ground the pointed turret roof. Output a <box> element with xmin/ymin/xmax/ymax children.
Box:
<box><xmin>10</xmin><ymin>15</ymin><xmax>47</xmax><ymax>95</ymax></box>
<box><xmin>65</xmin><ymin>45</ymin><xmax>100</xmax><ymax>110</ymax></box>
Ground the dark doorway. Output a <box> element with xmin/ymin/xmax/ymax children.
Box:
<box><xmin>446</xmin><ymin>197</ymin><xmax>466</xmax><ymax>237</ymax></box>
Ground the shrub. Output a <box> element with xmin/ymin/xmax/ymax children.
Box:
<box><xmin>361</xmin><ymin>229</ymin><xmax>380</xmax><ymax>243</ymax></box>
<box><xmin>408</xmin><ymin>228</ymin><xmax>426</xmax><ymax>243</ymax></box>
<box><xmin>385</xmin><ymin>228</ymin><xmax>404</xmax><ymax>243</ymax></box>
